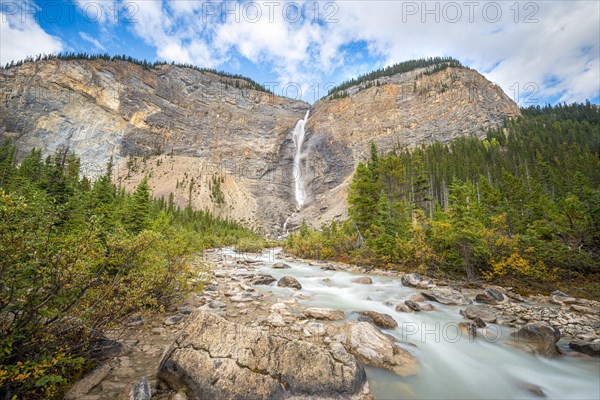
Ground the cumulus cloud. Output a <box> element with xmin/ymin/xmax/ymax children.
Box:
<box><xmin>0</xmin><ymin>6</ymin><xmax>63</xmax><ymax>65</ymax></box>
<box><xmin>1</xmin><ymin>0</ymin><xmax>597</xmax><ymax>104</ymax></box>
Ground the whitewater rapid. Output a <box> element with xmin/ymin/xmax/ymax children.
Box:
<box><xmin>221</xmin><ymin>248</ymin><xmax>600</xmax><ymax>400</ymax></box>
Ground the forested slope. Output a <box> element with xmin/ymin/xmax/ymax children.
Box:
<box><xmin>0</xmin><ymin>144</ymin><xmax>265</xmax><ymax>398</ymax></box>
<box><xmin>286</xmin><ymin>102</ymin><xmax>599</xmax><ymax>296</ymax></box>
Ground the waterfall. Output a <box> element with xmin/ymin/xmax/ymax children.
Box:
<box><xmin>292</xmin><ymin>110</ymin><xmax>310</xmax><ymax>209</ymax></box>
<box><xmin>282</xmin><ymin>214</ymin><xmax>292</xmax><ymax>231</ymax></box>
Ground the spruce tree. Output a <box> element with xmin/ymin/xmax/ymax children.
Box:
<box><xmin>126</xmin><ymin>176</ymin><xmax>151</xmax><ymax>233</ymax></box>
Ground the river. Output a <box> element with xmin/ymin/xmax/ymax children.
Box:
<box><xmin>218</xmin><ymin>247</ymin><xmax>600</xmax><ymax>400</ymax></box>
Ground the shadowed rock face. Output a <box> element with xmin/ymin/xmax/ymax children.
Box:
<box><xmin>0</xmin><ymin>60</ymin><xmax>519</xmax><ymax>233</ymax></box>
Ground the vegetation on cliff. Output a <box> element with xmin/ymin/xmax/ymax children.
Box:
<box><xmin>0</xmin><ymin>144</ymin><xmax>265</xmax><ymax>398</ymax></box>
<box><xmin>327</xmin><ymin>56</ymin><xmax>464</xmax><ymax>97</ymax></box>
<box><xmin>1</xmin><ymin>52</ymin><xmax>273</xmax><ymax>94</ymax></box>
<box><xmin>286</xmin><ymin>102</ymin><xmax>599</xmax><ymax>296</ymax></box>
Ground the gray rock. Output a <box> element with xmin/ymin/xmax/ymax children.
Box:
<box><xmin>252</xmin><ymin>274</ymin><xmax>277</xmax><ymax>286</ymax></box>
<box><xmin>401</xmin><ymin>273</ymin><xmax>423</xmax><ymax>287</ymax></box>
<box><xmin>126</xmin><ymin>314</ymin><xmax>144</xmax><ymax>327</ymax></box>
<box><xmin>404</xmin><ymin>300</ymin><xmax>422</xmax><ymax>312</ymax></box>
<box><xmin>422</xmin><ymin>288</ymin><xmax>472</xmax><ymax>305</ymax></box>
<box><xmin>511</xmin><ymin>322</ymin><xmax>561</xmax><ymax>357</ymax></box>
<box><xmin>569</xmin><ymin>340</ymin><xmax>600</xmax><ymax>357</ymax></box>
<box><xmin>208</xmin><ymin>300</ymin><xmax>226</xmax><ymax>309</ymax></box>
<box><xmin>551</xmin><ymin>290</ymin><xmax>570</xmax><ymax>298</ymax></box>
<box><xmin>352</xmin><ymin>277</ymin><xmax>373</xmax><ymax>285</ymax></box>
<box><xmin>121</xmin><ymin>376</ymin><xmax>151</xmax><ymax>400</ymax></box>
<box><xmin>164</xmin><ymin>314</ymin><xmax>185</xmax><ymax>326</ymax></box>
<box><xmin>277</xmin><ymin>276</ymin><xmax>302</xmax><ymax>290</ymax></box>
<box><xmin>157</xmin><ymin>311</ymin><xmax>371</xmax><ymax>398</ymax></box>
<box><xmin>395</xmin><ymin>305</ymin><xmax>413</xmax><ymax>313</ymax></box>
<box><xmin>355</xmin><ymin>311</ymin><xmax>398</xmax><ymax>329</ymax></box>
<box><xmin>64</xmin><ymin>364</ymin><xmax>111</xmax><ymax>400</ymax></box>
<box><xmin>420</xmin><ymin>303</ymin><xmax>438</xmax><ymax>311</ymax></box>
<box><xmin>304</xmin><ymin>307</ymin><xmax>346</xmax><ymax>321</ymax></box>
<box><xmin>475</xmin><ymin>288</ymin><xmax>506</xmax><ymax>305</ymax></box>
<box><xmin>337</xmin><ymin>321</ymin><xmax>419</xmax><ymax>377</ymax></box>
<box><xmin>461</xmin><ymin>306</ymin><xmax>497</xmax><ymax>323</ymax></box>
<box><xmin>177</xmin><ymin>305</ymin><xmax>194</xmax><ymax>315</ymax></box>
<box><xmin>272</xmin><ymin>262</ymin><xmax>291</xmax><ymax>269</ymax></box>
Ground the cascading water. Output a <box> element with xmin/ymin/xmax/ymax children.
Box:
<box><xmin>219</xmin><ymin>247</ymin><xmax>600</xmax><ymax>400</ymax></box>
<box><xmin>292</xmin><ymin>110</ymin><xmax>310</xmax><ymax>209</ymax></box>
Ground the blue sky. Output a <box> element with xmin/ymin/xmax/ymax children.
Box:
<box><xmin>1</xmin><ymin>0</ymin><xmax>599</xmax><ymax>105</ymax></box>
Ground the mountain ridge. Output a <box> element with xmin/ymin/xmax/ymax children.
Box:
<box><xmin>0</xmin><ymin>56</ymin><xmax>520</xmax><ymax>233</ymax></box>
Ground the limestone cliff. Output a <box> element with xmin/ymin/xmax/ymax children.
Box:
<box><xmin>296</xmin><ymin>66</ymin><xmax>521</xmax><ymax>227</ymax></box>
<box><xmin>0</xmin><ymin>59</ymin><xmax>520</xmax><ymax>234</ymax></box>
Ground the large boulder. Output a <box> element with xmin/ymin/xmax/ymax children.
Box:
<box><xmin>278</xmin><ymin>276</ymin><xmax>302</xmax><ymax>290</ymax></box>
<box><xmin>421</xmin><ymin>288</ymin><xmax>471</xmax><ymax>305</ymax></box>
<box><xmin>337</xmin><ymin>322</ymin><xmax>418</xmax><ymax>377</ymax></box>
<box><xmin>460</xmin><ymin>306</ymin><xmax>497</xmax><ymax>323</ymax></box>
<box><xmin>355</xmin><ymin>311</ymin><xmax>398</xmax><ymax>329</ymax></box>
<box><xmin>511</xmin><ymin>322</ymin><xmax>561</xmax><ymax>357</ymax></box>
<box><xmin>304</xmin><ymin>307</ymin><xmax>346</xmax><ymax>321</ymax></box>
<box><xmin>158</xmin><ymin>311</ymin><xmax>371</xmax><ymax>399</ymax></box>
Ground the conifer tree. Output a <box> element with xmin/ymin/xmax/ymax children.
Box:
<box><xmin>126</xmin><ymin>176</ymin><xmax>151</xmax><ymax>233</ymax></box>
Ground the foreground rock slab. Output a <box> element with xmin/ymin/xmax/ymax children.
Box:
<box><xmin>158</xmin><ymin>311</ymin><xmax>372</xmax><ymax>399</ymax></box>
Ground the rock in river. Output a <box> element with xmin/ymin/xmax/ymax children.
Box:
<box><xmin>352</xmin><ymin>277</ymin><xmax>373</xmax><ymax>285</ymax></box>
<box><xmin>460</xmin><ymin>306</ymin><xmax>497</xmax><ymax>323</ymax></box>
<box><xmin>158</xmin><ymin>311</ymin><xmax>371</xmax><ymax>399</ymax></box>
<box><xmin>337</xmin><ymin>322</ymin><xmax>419</xmax><ymax>377</ymax></box>
<box><xmin>421</xmin><ymin>288</ymin><xmax>472</xmax><ymax>305</ymax></box>
<box><xmin>277</xmin><ymin>276</ymin><xmax>302</xmax><ymax>290</ymax></box>
<box><xmin>355</xmin><ymin>311</ymin><xmax>398</xmax><ymax>329</ymax></box>
<box><xmin>511</xmin><ymin>322</ymin><xmax>561</xmax><ymax>357</ymax></box>
<box><xmin>569</xmin><ymin>340</ymin><xmax>600</xmax><ymax>357</ymax></box>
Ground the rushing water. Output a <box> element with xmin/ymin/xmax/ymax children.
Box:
<box><xmin>292</xmin><ymin>110</ymin><xmax>310</xmax><ymax>209</ymax></box>
<box><xmin>220</xmin><ymin>248</ymin><xmax>600</xmax><ymax>400</ymax></box>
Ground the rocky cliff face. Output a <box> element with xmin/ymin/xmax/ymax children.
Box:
<box><xmin>0</xmin><ymin>59</ymin><xmax>309</xmax><ymax>232</ymax></box>
<box><xmin>297</xmin><ymin>66</ymin><xmax>521</xmax><ymax>227</ymax></box>
<box><xmin>0</xmin><ymin>59</ymin><xmax>520</xmax><ymax>234</ymax></box>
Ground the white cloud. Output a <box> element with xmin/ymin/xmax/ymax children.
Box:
<box><xmin>0</xmin><ymin>10</ymin><xmax>63</xmax><ymax>65</ymax></box>
<box><xmin>79</xmin><ymin>31</ymin><xmax>106</xmax><ymax>51</ymax></box>
<box><xmin>5</xmin><ymin>0</ymin><xmax>595</xmax><ymax>105</ymax></box>
<box><xmin>323</xmin><ymin>1</ymin><xmax>600</xmax><ymax>104</ymax></box>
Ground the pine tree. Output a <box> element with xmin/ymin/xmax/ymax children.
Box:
<box><xmin>125</xmin><ymin>176</ymin><xmax>151</xmax><ymax>233</ymax></box>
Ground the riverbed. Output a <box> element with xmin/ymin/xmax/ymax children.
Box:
<box><xmin>217</xmin><ymin>247</ymin><xmax>599</xmax><ymax>400</ymax></box>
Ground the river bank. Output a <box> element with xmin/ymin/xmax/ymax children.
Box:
<box><xmin>67</xmin><ymin>247</ymin><xmax>600</xmax><ymax>400</ymax></box>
